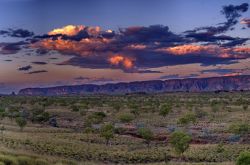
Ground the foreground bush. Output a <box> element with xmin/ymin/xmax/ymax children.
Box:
<box><xmin>236</xmin><ymin>151</ymin><xmax>250</xmax><ymax>165</ymax></box>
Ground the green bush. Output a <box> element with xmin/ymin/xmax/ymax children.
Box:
<box><xmin>170</xmin><ymin>131</ymin><xmax>192</xmax><ymax>156</ymax></box>
<box><xmin>17</xmin><ymin>156</ymin><xmax>35</xmax><ymax>165</ymax></box>
<box><xmin>34</xmin><ymin>159</ymin><xmax>49</xmax><ymax>165</ymax></box>
<box><xmin>177</xmin><ymin>112</ymin><xmax>196</xmax><ymax>125</ymax></box>
<box><xmin>229</xmin><ymin>123</ymin><xmax>250</xmax><ymax>135</ymax></box>
<box><xmin>15</xmin><ymin>117</ymin><xmax>27</xmax><ymax>131</ymax></box>
<box><xmin>118</xmin><ymin>113</ymin><xmax>134</xmax><ymax>123</ymax></box>
<box><xmin>138</xmin><ymin>127</ymin><xmax>154</xmax><ymax>147</ymax></box>
<box><xmin>159</xmin><ymin>103</ymin><xmax>172</xmax><ymax>117</ymax></box>
<box><xmin>236</xmin><ymin>151</ymin><xmax>250</xmax><ymax>165</ymax></box>
<box><xmin>0</xmin><ymin>154</ymin><xmax>18</xmax><ymax>165</ymax></box>
<box><xmin>100</xmin><ymin>123</ymin><xmax>114</xmax><ymax>145</ymax></box>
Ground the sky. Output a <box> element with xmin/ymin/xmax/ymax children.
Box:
<box><xmin>0</xmin><ymin>0</ymin><xmax>250</xmax><ymax>93</ymax></box>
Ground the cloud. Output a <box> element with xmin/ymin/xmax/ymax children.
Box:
<box><xmin>160</xmin><ymin>74</ymin><xmax>199</xmax><ymax>80</ymax></box>
<box><xmin>118</xmin><ymin>25</ymin><xmax>185</xmax><ymax>46</ymax></box>
<box><xmin>108</xmin><ymin>55</ymin><xmax>134</xmax><ymax>69</ymax></box>
<box><xmin>18</xmin><ymin>65</ymin><xmax>32</xmax><ymax>71</ymax></box>
<box><xmin>31</xmin><ymin>61</ymin><xmax>47</xmax><ymax>65</ymax></box>
<box><xmin>241</xmin><ymin>18</ymin><xmax>250</xmax><ymax>27</ymax></box>
<box><xmin>28</xmin><ymin>70</ymin><xmax>48</xmax><ymax>74</ymax></box>
<box><xmin>0</xmin><ymin>28</ymin><xmax>34</xmax><ymax>38</ymax></box>
<box><xmin>1</xmin><ymin>3</ymin><xmax>250</xmax><ymax>73</ymax></box>
<box><xmin>157</xmin><ymin>44</ymin><xmax>250</xmax><ymax>59</ymax></box>
<box><xmin>185</xmin><ymin>3</ymin><xmax>249</xmax><ymax>44</ymax></box>
<box><xmin>0</xmin><ymin>41</ymin><xmax>27</xmax><ymax>54</ymax></box>
<box><xmin>74</xmin><ymin>76</ymin><xmax>90</xmax><ymax>80</ymax></box>
<box><xmin>201</xmin><ymin>68</ymin><xmax>234</xmax><ymax>74</ymax></box>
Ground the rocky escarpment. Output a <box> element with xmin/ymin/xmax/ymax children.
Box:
<box><xmin>18</xmin><ymin>75</ymin><xmax>250</xmax><ymax>96</ymax></box>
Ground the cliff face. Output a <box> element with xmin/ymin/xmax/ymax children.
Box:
<box><xmin>18</xmin><ymin>75</ymin><xmax>250</xmax><ymax>96</ymax></box>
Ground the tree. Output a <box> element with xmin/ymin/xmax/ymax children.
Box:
<box><xmin>159</xmin><ymin>103</ymin><xmax>172</xmax><ymax>117</ymax></box>
<box><xmin>100</xmin><ymin>123</ymin><xmax>114</xmax><ymax>145</ymax></box>
<box><xmin>170</xmin><ymin>131</ymin><xmax>192</xmax><ymax>156</ymax></box>
<box><xmin>138</xmin><ymin>127</ymin><xmax>154</xmax><ymax>148</ymax></box>
<box><xmin>15</xmin><ymin>117</ymin><xmax>27</xmax><ymax>131</ymax></box>
<box><xmin>236</xmin><ymin>151</ymin><xmax>250</xmax><ymax>165</ymax></box>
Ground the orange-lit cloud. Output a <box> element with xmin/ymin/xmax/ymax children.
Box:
<box><xmin>33</xmin><ymin>37</ymin><xmax>112</xmax><ymax>56</ymax></box>
<box><xmin>109</xmin><ymin>55</ymin><xmax>134</xmax><ymax>69</ymax></box>
<box><xmin>48</xmin><ymin>25</ymin><xmax>85</xmax><ymax>36</ymax></box>
<box><xmin>125</xmin><ymin>44</ymin><xmax>147</xmax><ymax>50</ymax></box>
<box><xmin>157</xmin><ymin>44</ymin><xmax>250</xmax><ymax>58</ymax></box>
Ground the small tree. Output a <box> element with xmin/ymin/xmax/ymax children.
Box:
<box><xmin>236</xmin><ymin>151</ymin><xmax>250</xmax><ymax>165</ymax></box>
<box><xmin>170</xmin><ymin>131</ymin><xmax>192</xmax><ymax>157</ymax></box>
<box><xmin>159</xmin><ymin>103</ymin><xmax>172</xmax><ymax>117</ymax></box>
<box><xmin>138</xmin><ymin>127</ymin><xmax>154</xmax><ymax>148</ymax></box>
<box><xmin>15</xmin><ymin>117</ymin><xmax>27</xmax><ymax>131</ymax></box>
<box><xmin>100</xmin><ymin>123</ymin><xmax>114</xmax><ymax>145</ymax></box>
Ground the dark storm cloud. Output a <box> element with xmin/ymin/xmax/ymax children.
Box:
<box><xmin>28</xmin><ymin>70</ymin><xmax>48</xmax><ymax>74</ymax></box>
<box><xmin>0</xmin><ymin>28</ymin><xmax>34</xmax><ymax>38</ymax></box>
<box><xmin>222</xmin><ymin>38</ymin><xmax>249</xmax><ymax>47</ymax></box>
<box><xmin>118</xmin><ymin>25</ymin><xmax>186</xmax><ymax>47</ymax></box>
<box><xmin>18</xmin><ymin>65</ymin><xmax>32</xmax><ymax>71</ymax></box>
<box><xmin>0</xmin><ymin>41</ymin><xmax>28</xmax><ymax>54</ymax></box>
<box><xmin>185</xmin><ymin>3</ymin><xmax>249</xmax><ymax>44</ymax></box>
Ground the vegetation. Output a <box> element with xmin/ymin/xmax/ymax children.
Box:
<box><xmin>15</xmin><ymin>117</ymin><xmax>27</xmax><ymax>131</ymax></box>
<box><xmin>236</xmin><ymin>151</ymin><xmax>250</xmax><ymax>165</ymax></box>
<box><xmin>0</xmin><ymin>92</ymin><xmax>249</xmax><ymax>164</ymax></box>
<box><xmin>170</xmin><ymin>131</ymin><xmax>192</xmax><ymax>156</ymax></box>
<box><xmin>138</xmin><ymin>127</ymin><xmax>154</xmax><ymax>147</ymax></box>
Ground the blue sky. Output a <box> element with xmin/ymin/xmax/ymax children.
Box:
<box><xmin>0</xmin><ymin>0</ymin><xmax>249</xmax><ymax>93</ymax></box>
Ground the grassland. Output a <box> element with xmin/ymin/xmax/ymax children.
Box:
<box><xmin>0</xmin><ymin>92</ymin><xmax>249</xmax><ymax>165</ymax></box>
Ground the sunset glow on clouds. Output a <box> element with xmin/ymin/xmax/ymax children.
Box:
<box><xmin>0</xmin><ymin>0</ymin><xmax>250</xmax><ymax>93</ymax></box>
<box><xmin>109</xmin><ymin>55</ymin><xmax>134</xmax><ymax>69</ymax></box>
<box><xmin>157</xmin><ymin>45</ymin><xmax>250</xmax><ymax>58</ymax></box>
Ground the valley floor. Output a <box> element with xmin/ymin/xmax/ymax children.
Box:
<box><xmin>0</xmin><ymin>92</ymin><xmax>249</xmax><ymax>164</ymax></box>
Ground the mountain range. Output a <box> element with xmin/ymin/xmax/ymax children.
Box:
<box><xmin>18</xmin><ymin>75</ymin><xmax>250</xmax><ymax>96</ymax></box>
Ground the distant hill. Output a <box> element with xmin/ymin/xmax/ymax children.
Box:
<box><xmin>18</xmin><ymin>75</ymin><xmax>250</xmax><ymax>96</ymax></box>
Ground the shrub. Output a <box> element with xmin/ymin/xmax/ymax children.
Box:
<box><xmin>100</xmin><ymin>123</ymin><xmax>114</xmax><ymax>145</ymax></box>
<box><xmin>177</xmin><ymin>112</ymin><xmax>196</xmax><ymax>125</ymax></box>
<box><xmin>0</xmin><ymin>154</ymin><xmax>18</xmax><ymax>165</ymax></box>
<box><xmin>229</xmin><ymin>123</ymin><xmax>250</xmax><ymax>135</ymax></box>
<box><xmin>88</xmin><ymin>112</ymin><xmax>107</xmax><ymax>124</ymax></box>
<box><xmin>17</xmin><ymin>156</ymin><xmax>35</xmax><ymax>165</ymax></box>
<box><xmin>118</xmin><ymin>113</ymin><xmax>134</xmax><ymax>123</ymax></box>
<box><xmin>34</xmin><ymin>159</ymin><xmax>49</xmax><ymax>165</ymax></box>
<box><xmin>138</xmin><ymin>127</ymin><xmax>154</xmax><ymax>147</ymax></box>
<box><xmin>236</xmin><ymin>151</ymin><xmax>250</xmax><ymax>165</ymax></box>
<box><xmin>15</xmin><ymin>117</ymin><xmax>27</xmax><ymax>131</ymax></box>
<box><xmin>159</xmin><ymin>103</ymin><xmax>172</xmax><ymax>117</ymax></box>
<box><xmin>170</xmin><ymin>131</ymin><xmax>192</xmax><ymax>156</ymax></box>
